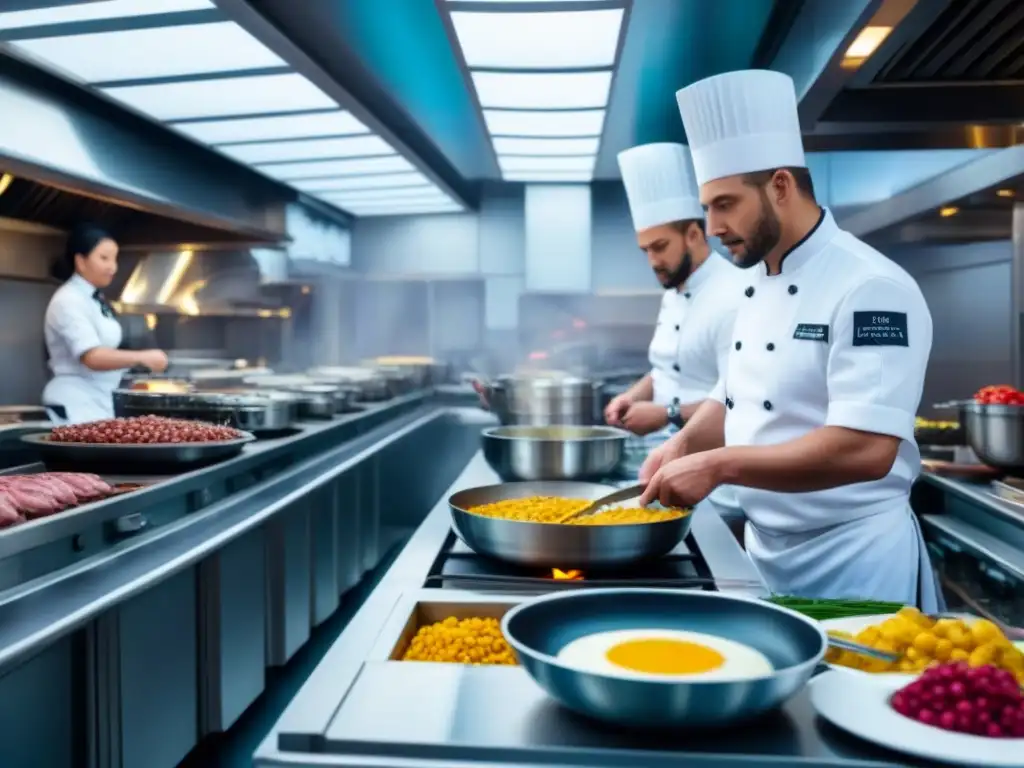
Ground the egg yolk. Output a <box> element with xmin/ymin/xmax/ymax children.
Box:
<box><xmin>605</xmin><ymin>638</ymin><xmax>724</xmax><ymax>675</ymax></box>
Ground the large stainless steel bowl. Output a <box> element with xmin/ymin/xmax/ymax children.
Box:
<box><xmin>483</xmin><ymin>375</ymin><xmax>604</xmax><ymax>426</ymax></box>
<box><xmin>501</xmin><ymin>589</ymin><xmax>826</xmax><ymax>728</ymax></box>
<box><xmin>449</xmin><ymin>481</ymin><xmax>691</xmax><ymax>568</ymax></box>
<box><xmin>960</xmin><ymin>402</ymin><xmax>1024</xmax><ymax>471</ymax></box>
<box><xmin>482</xmin><ymin>425</ymin><xmax>627</xmax><ymax>481</ymax></box>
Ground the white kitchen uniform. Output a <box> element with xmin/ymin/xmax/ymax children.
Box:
<box><xmin>618</xmin><ymin>143</ymin><xmax>743</xmax><ymax>517</ymax></box>
<box><xmin>43</xmin><ymin>273</ymin><xmax>124</xmax><ymax>424</ymax></box>
<box><xmin>678</xmin><ymin>70</ymin><xmax>941</xmax><ymax>609</ymax></box>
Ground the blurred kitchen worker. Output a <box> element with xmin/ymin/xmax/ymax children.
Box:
<box><xmin>604</xmin><ymin>142</ymin><xmax>746</xmax><ymax>528</ymax></box>
<box><xmin>639</xmin><ymin>70</ymin><xmax>941</xmax><ymax>611</ymax></box>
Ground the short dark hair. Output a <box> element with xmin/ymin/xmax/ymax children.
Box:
<box><xmin>53</xmin><ymin>223</ymin><xmax>114</xmax><ymax>281</ymax></box>
<box><xmin>669</xmin><ymin>218</ymin><xmax>706</xmax><ymax>237</ymax></box>
<box><xmin>742</xmin><ymin>166</ymin><xmax>815</xmax><ymax>201</ymax></box>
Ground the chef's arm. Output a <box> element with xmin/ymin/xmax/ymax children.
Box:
<box><xmin>80</xmin><ymin>347</ymin><xmax>153</xmax><ymax>372</ymax></box>
<box><xmin>713</xmin><ymin>427</ymin><xmax>899</xmax><ymax>491</ymax></box>
<box><xmin>665</xmin><ymin>398</ymin><xmax>726</xmax><ymax>456</ymax></box>
<box><xmin>625</xmin><ymin>374</ymin><xmax>654</xmax><ymax>402</ymax></box>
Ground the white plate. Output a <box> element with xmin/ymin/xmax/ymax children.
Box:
<box><xmin>809</xmin><ymin>670</ymin><xmax>1024</xmax><ymax>766</ymax></box>
<box><xmin>820</xmin><ymin>614</ymin><xmax>1024</xmax><ymax>679</ymax></box>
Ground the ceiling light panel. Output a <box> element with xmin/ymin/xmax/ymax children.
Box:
<box><xmin>295</xmin><ymin>178</ymin><xmax>433</xmax><ymax>194</ymax></box>
<box><xmin>503</xmin><ymin>171</ymin><xmax>593</xmax><ymax>182</ymax></box>
<box><xmin>483</xmin><ymin>109</ymin><xmax>604</xmax><ymax>137</ymax></box>
<box><xmin>102</xmin><ymin>72</ymin><xmax>335</xmax><ymax>121</ymax></box>
<box><xmin>258</xmin><ymin>156</ymin><xmax>413</xmax><ymax>181</ymax></box>
<box><xmin>171</xmin><ymin>111</ymin><xmax>368</xmax><ymax>144</ymax></box>
<box><xmin>222</xmin><ymin>135</ymin><xmax>394</xmax><ymax>165</ymax></box>
<box><xmin>11</xmin><ymin>23</ymin><xmax>283</xmax><ymax>83</ymax></box>
<box><xmin>498</xmin><ymin>155</ymin><xmax>595</xmax><ymax>173</ymax></box>
<box><xmin>318</xmin><ymin>186</ymin><xmax>444</xmax><ymax>202</ymax></box>
<box><xmin>493</xmin><ymin>137</ymin><xmax>599</xmax><ymax>156</ymax></box>
<box><xmin>340</xmin><ymin>202</ymin><xmax>464</xmax><ymax>218</ymax></box>
<box><xmin>0</xmin><ymin>0</ymin><xmax>211</xmax><ymax>30</ymax></box>
<box><xmin>304</xmin><ymin>173</ymin><xmax>429</xmax><ymax>191</ymax></box>
<box><xmin>324</xmin><ymin>194</ymin><xmax>453</xmax><ymax>209</ymax></box>
<box><xmin>471</xmin><ymin>70</ymin><xmax>612</xmax><ymax>109</ymax></box>
<box><xmin>450</xmin><ymin>9</ymin><xmax>623</xmax><ymax>70</ymax></box>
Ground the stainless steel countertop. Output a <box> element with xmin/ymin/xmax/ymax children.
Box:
<box><xmin>253</xmin><ymin>450</ymin><xmax>911</xmax><ymax>768</ymax></box>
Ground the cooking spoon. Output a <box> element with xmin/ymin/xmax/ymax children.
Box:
<box><xmin>826</xmin><ymin>635</ymin><xmax>900</xmax><ymax>664</ymax></box>
<box><xmin>555</xmin><ymin>484</ymin><xmax>647</xmax><ymax>523</ymax></box>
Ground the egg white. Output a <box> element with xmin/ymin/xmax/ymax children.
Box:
<box><xmin>555</xmin><ymin>628</ymin><xmax>774</xmax><ymax>681</ymax></box>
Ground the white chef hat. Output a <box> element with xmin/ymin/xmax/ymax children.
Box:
<box><xmin>616</xmin><ymin>143</ymin><xmax>703</xmax><ymax>232</ymax></box>
<box><xmin>675</xmin><ymin>69</ymin><xmax>805</xmax><ymax>187</ymax></box>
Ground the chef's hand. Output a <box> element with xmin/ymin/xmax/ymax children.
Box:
<box><xmin>470</xmin><ymin>379</ymin><xmax>490</xmax><ymax>410</ymax></box>
<box><xmin>622</xmin><ymin>402</ymin><xmax>668</xmax><ymax>436</ymax></box>
<box><xmin>604</xmin><ymin>392</ymin><xmax>633</xmax><ymax>426</ymax></box>
<box><xmin>638</xmin><ymin>429</ymin><xmax>688</xmax><ymax>482</ymax></box>
<box><xmin>639</xmin><ymin>450</ymin><xmax>724</xmax><ymax>508</ymax></box>
<box><xmin>138</xmin><ymin>349</ymin><xmax>169</xmax><ymax>373</ymax></box>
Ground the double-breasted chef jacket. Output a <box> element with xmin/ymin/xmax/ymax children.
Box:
<box><xmin>43</xmin><ymin>272</ymin><xmax>124</xmax><ymax>424</ymax></box>
<box><xmin>708</xmin><ymin>207</ymin><xmax>940</xmax><ymax>609</ymax></box>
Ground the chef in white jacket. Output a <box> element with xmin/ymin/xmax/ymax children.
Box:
<box><xmin>604</xmin><ymin>143</ymin><xmax>745</xmax><ymax>526</ymax></box>
<box><xmin>639</xmin><ymin>70</ymin><xmax>941</xmax><ymax>611</ymax></box>
<box><xmin>43</xmin><ymin>224</ymin><xmax>168</xmax><ymax>424</ymax></box>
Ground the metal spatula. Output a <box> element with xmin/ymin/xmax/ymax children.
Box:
<box><xmin>556</xmin><ymin>484</ymin><xmax>646</xmax><ymax>523</ymax></box>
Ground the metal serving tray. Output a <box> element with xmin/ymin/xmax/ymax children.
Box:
<box><xmin>374</xmin><ymin>596</ymin><xmax>519</xmax><ymax>661</ymax></box>
<box><xmin>21</xmin><ymin>432</ymin><xmax>255</xmax><ymax>472</ymax></box>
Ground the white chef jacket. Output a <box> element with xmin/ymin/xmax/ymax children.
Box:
<box><xmin>42</xmin><ymin>273</ymin><xmax>124</xmax><ymax>424</ymax></box>
<box><xmin>710</xmin><ymin>208</ymin><xmax>940</xmax><ymax>610</ymax></box>
<box><xmin>648</xmin><ymin>253</ymin><xmax>745</xmax><ymax>513</ymax></box>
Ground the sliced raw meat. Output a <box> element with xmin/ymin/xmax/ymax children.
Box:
<box><xmin>49</xmin><ymin>472</ymin><xmax>113</xmax><ymax>499</ymax></box>
<box><xmin>22</xmin><ymin>476</ymin><xmax>77</xmax><ymax>507</ymax></box>
<box><xmin>5</xmin><ymin>480</ymin><xmax>64</xmax><ymax>518</ymax></box>
<box><xmin>0</xmin><ymin>492</ymin><xmax>21</xmax><ymax>528</ymax></box>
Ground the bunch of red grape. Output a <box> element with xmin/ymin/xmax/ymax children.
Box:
<box><xmin>50</xmin><ymin>416</ymin><xmax>242</xmax><ymax>444</ymax></box>
<box><xmin>891</xmin><ymin>662</ymin><xmax>1024</xmax><ymax>738</ymax></box>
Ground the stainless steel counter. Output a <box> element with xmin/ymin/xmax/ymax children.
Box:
<box><xmin>253</xmin><ymin>450</ymin><xmax>912</xmax><ymax>768</ymax></box>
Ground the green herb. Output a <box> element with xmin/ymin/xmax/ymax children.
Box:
<box><xmin>765</xmin><ymin>595</ymin><xmax>904</xmax><ymax>621</ymax></box>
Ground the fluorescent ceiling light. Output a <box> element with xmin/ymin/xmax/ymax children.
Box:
<box><xmin>257</xmin><ymin>155</ymin><xmax>413</xmax><ymax>181</ymax></box>
<box><xmin>323</xmin><ymin>190</ymin><xmax>452</xmax><ymax>205</ymax></box>
<box><xmin>172</xmin><ymin>111</ymin><xmax>367</xmax><ymax>145</ymax></box>
<box><xmin>103</xmin><ymin>73</ymin><xmax>335</xmax><ymax>121</ymax></box>
<box><xmin>471</xmin><ymin>70</ymin><xmax>612</xmax><ymax>109</ymax></box>
<box><xmin>483</xmin><ymin>108</ymin><xmax>604</xmax><ymax>137</ymax></box>
<box><xmin>222</xmin><ymin>135</ymin><xmax>393</xmax><ymax>165</ymax></box>
<box><xmin>342</xmin><ymin>203</ymin><xmax>464</xmax><ymax>218</ymax></box>
<box><xmin>498</xmin><ymin>155</ymin><xmax>595</xmax><ymax>173</ymax></box>
<box><xmin>493</xmin><ymin>137</ymin><xmax>599</xmax><ymax>156</ymax></box>
<box><xmin>12</xmin><ymin>23</ymin><xmax>282</xmax><ymax>83</ymax></box>
<box><xmin>451</xmin><ymin>9</ymin><xmax>623</xmax><ymax>70</ymax></box>
<box><xmin>0</xmin><ymin>0</ymin><xmax>211</xmax><ymax>30</ymax></box>
<box><xmin>295</xmin><ymin>178</ymin><xmax>433</xmax><ymax>193</ymax></box>
<box><xmin>303</xmin><ymin>172</ymin><xmax>429</xmax><ymax>191</ymax></box>
<box><xmin>844</xmin><ymin>25</ymin><xmax>892</xmax><ymax>62</ymax></box>
<box><xmin>503</xmin><ymin>171</ymin><xmax>593</xmax><ymax>182</ymax></box>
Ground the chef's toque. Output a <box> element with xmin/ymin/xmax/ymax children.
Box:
<box><xmin>616</xmin><ymin>143</ymin><xmax>704</xmax><ymax>232</ymax></box>
<box><xmin>675</xmin><ymin>69</ymin><xmax>805</xmax><ymax>187</ymax></box>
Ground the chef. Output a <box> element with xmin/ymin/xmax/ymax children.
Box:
<box><xmin>639</xmin><ymin>70</ymin><xmax>941</xmax><ymax>611</ymax></box>
<box><xmin>604</xmin><ymin>142</ymin><xmax>745</xmax><ymax>526</ymax></box>
<box><xmin>43</xmin><ymin>224</ymin><xmax>168</xmax><ymax>424</ymax></box>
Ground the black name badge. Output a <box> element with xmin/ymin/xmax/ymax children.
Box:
<box><xmin>793</xmin><ymin>323</ymin><xmax>829</xmax><ymax>342</ymax></box>
<box><xmin>852</xmin><ymin>311</ymin><xmax>909</xmax><ymax>347</ymax></box>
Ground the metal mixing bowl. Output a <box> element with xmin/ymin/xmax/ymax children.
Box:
<box><xmin>449</xmin><ymin>481</ymin><xmax>691</xmax><ymax>568</ymax></box>
<box><xmin>501</xmin><ymin>589</ymin><xmax>826</xmax><ymax>729</ymax></box>
<box><xmin>482</xmin><ymin>425</ymin><xmax>627</xmax><ymax>481</ymax></box>
<box><xmin>960</xmin><ymin>402</ymin><xmax>1024</xmax><ymax>471</ymax></box>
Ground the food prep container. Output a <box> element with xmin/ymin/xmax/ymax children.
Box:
<box><xmin>481</xmin><ymin>425</ymin><xmax>627</xmax><ymax>482</ymax></box>
<box><xmin>381</xmin><ymin>598</ymin><xmax>516</xmax><ymax>661</ymax></box>
<box><xmin>477</xmin><ymin>374</ymin><xmax>605</xmax><ymax>426</ymax></box>
<box><xmin>501</xmin><ymin>588</ymin><xmax>827</xmax><ymax>728</ymax></box>
<box><xmin>113</xmin><ymin>390</ymin><xmax>296</xmax><ymax>434</ymax></box>
<box><xmin>448</xmin><ymin>481</ymin><xmax>691</xmax><ymax>569</ymax></box>
<box><xmin>959</xmin><ymin>402</ymin><xmax>1024</xmax><ymax>472</ymax></box>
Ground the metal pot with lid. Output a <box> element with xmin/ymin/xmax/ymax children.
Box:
<box><xmin>477</xmin><ymin>372</ymin><xmax>605</xmax><ymax>426</ymax></box>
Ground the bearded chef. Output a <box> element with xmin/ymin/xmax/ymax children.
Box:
<box><xmin>639</xmin><ymin>70</ymin><xmax>942</xmax><ymax>611</ymax></box>
<box><xmin>604</xmin><ymin>142</ymin><xmax>745</xmax><ymax>526</ymax></box>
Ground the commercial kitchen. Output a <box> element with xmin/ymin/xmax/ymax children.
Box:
<box><xmin>1</xmin><ymin>1</ymin><xmax>1024</xmax><ymax>767</ymax></box>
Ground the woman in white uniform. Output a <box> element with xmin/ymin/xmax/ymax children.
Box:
<box><xmin>603</xmin><ymin>143</ymin><xmax>746</xmax><ymax>528</ymax></box>
<box><xmin>640</xmin><ymin>70</ymin><xmax>942</xmax><ymax>611</ymax></box>
<box><xmin>43</xmin><ymin>225</ymin><xmax>168</xmax><ymax>424</ymax></box>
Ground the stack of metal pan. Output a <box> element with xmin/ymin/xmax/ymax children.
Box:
<box><xmin>241</xmin><ymin>375</ymin><xmax>356</xmax><ymax>418</ymax></box>
<box><xmin>113</xmin><ymin>390</ymin><xmax>296</xmax><ymax>434</ymax></box>
<box><xmin>307</xmin><ymin>366</ymin><xmax>391</xmax><ymax>401</ymax></box>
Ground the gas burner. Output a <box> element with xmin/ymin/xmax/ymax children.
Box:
<box><xmin>425</xmin><ymin>536</ymin><xmax>715</xmax><ymax>592</ymax></box>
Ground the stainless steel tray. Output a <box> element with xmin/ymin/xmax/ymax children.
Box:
<box><xmin>21</xmin><ymin>432</ymin><xmax>255</xmax><ymax>470</ymax></box>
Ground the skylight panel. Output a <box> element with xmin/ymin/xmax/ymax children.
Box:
<box><xmin>0</xmin><ymin>0</ymin><xmax>212</xmax><ymax>30</ymax></box>
<box><xmin>172</xmin><ymin>111</ymin><xmax>368</xmax><ymax>145</ymax></box>
<box><xmin>502</xmin><ymin>171</ymin><xmax>593</xmax><ymax>183</ymax></box>
<box><xmin>498</xmin><ymin>155</ymin><xmax>595</xmax><ymax>173</ymax></box>
<box><xmin>450</xmin><ymin>9</ymin><xmax>623</xmax><ymax>70</ymax></box>
<box><xmin>304</xmin><ymin>173</ymin><xmax>429</xmax><ymax>191</ymax></box>
<box><xmin>102</xmin><ymin>73</ymin><xmax>335</xmax><ymax>121</ymax></box>
<box><xmin>483</xmin><ymin>109</ymin><xmax>604</xmax><ymax>137</ymax></box>
<box><xmin>11</xmin><ymin>23</ymin><xmax>282</xmax><ymax>83</ymax></box>
<box><xmin>257</xmin><ymin>155</ymin><xmax>413</xmax><ymax>181</ymax></box>
<box><xmin>471</xmin><ymin>71</ymin><xmax>612</xmax><ymax>109</ymax></box>
<box><xmin>493</xmin><ymin>137</ymin><xmax>599</xmax><ymax>156</ymax></box>
<box><xmin>222</xmin><ymin>135</ymin><xmax>393</xmax><ymax>165</ymax></box>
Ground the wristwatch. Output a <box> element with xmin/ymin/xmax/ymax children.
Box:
<box><xmin>665</xmin><ymin>402</ymin><xmax>685</xmax><ymax>429</ymax></box>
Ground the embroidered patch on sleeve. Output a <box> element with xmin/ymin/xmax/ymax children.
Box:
<box><xmin>852</xmin><ymin>311</ymin><xmax>909</xmax><ymax>347</ymax></box>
